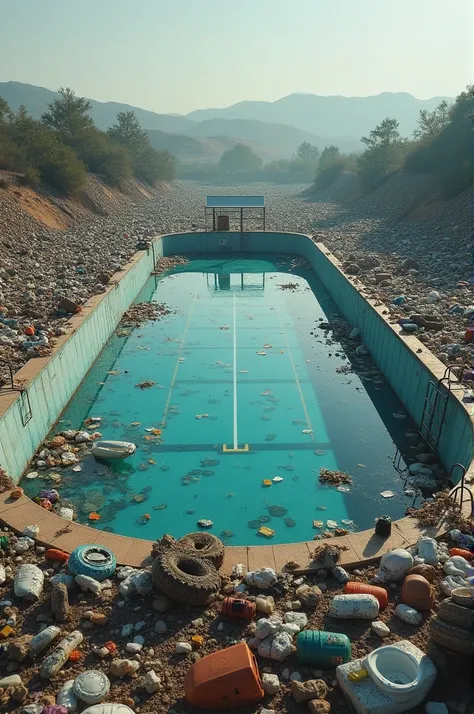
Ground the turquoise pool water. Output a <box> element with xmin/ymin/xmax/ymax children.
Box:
<box><xmin>23</xmin><ymin>255</ymin><xmax>423</xmax><ymax>545</ymax></box>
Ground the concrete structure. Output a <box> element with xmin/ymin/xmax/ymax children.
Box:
<box><xmin>0</xmin><ymin>231</ymin><xmax>472</xmax><ymax>571</ymax></box>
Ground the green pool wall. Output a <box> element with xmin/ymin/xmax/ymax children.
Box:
<box><xmin>0</xmin><ymin>240</ymin><xmax>163</xmax><ymax>481</ymax></box>
<box><xmin>1</xmin><ymin>229</ymin><xmax>472</xmax><ymax>486</ymax></box>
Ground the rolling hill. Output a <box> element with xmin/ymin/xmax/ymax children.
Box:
<box><xmin>186</xmin><ymin>92</ymin><xmax>453</xmax><ymax>138</ymax></box>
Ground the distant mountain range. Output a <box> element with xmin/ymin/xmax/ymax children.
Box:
<box><xmin>0</xmin><ymin>82</ymin><xmax>452</xmax><ymax>164</ymax></box>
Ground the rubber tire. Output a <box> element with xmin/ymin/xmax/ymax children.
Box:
<box><xmin>429</xmin><ymin>616</ymin><xmax>474</xmax><ymax>655</ymax></box>
<box><xmin>176</xmin><ymin>532</ymin><xmax>225</xmax><ymax>569</ymax></box>
<box><xmin>152</xmin><ymin>548</ymin><xmax>221</xmax><ymax>606</ymax></box>
<box><xmin>437</xmin><ymin>598</ymin><xmax>474</xmax><ymax>629</ymax></box>
<box><xmin>68</xmin><ymin>544</ymin><xmax>117</xmax><ymax>581</ymax></box>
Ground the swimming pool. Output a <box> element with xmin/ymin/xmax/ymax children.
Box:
<box><xmin>22</xmin><ymin>254</ymin><xmax>428</xmax><ymax>545</ymax></box>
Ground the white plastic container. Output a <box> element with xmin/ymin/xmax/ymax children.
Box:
<box><xmin>29</xmin><ymin>625</ymin><xmax>61</xmax><ymax>655</ymax></box>
<box><xmin>329</xmin><ymin>594</ymin><xmax>380</xmax><ymax>619</ymax></box>
<box><xmin>14</xmin><ymin>564</ymin><xmax>44</xmax><ymax>601</ymax></box>
<box><xmin>57</xmin><ymin>680</ymin><xmax>78</xmax><ymax>712</ymax></box>
<box><xmin>73</xmin><ymin>671</ymin><xmax>110</xmax><ymax>704</ymax></box>
<box><xmin>40</xmin><ymin>630</ymin><xmax>84</xmax><ymax>679</ymax></box>
<box><xmin>82</xmin><ymin>706</ymin><xmax>135</xmax><ymax>714</ymax></box>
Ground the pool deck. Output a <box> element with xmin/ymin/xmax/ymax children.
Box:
<box><xmin>1</xmin><ymin>489</ymin><xmax>471</xmax><ymax>574</ymax></box>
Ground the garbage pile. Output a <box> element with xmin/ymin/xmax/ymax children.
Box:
<box><xmin>0</xmin><ymin>521</ymin><xmax>473</xmax><ymax>714</ymax></box>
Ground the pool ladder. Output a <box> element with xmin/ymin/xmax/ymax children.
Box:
<box><xmin>0</xmin><ymin>359</ymin><xmax>32</xmax><ymax>425</ymax></box>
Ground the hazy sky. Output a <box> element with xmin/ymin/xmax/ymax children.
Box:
<box><xmin>1</xmin><ymin>0</ymin><xmax>472</xmax><ymax>114</ymax></box>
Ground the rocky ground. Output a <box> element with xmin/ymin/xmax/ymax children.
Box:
<box><xmin>1</xmin><ymin>174</ymin><xmax>472</xmax><ymax>386</ymax></box>
<box><xmin>0</xmin><ymin>522</ymin><xmax>472</xmax><ymax>714</ymax></box>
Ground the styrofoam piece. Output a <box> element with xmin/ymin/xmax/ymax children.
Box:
<box><xmin>336</xmin><ymin>640</ymin><xmax>436</xmax><ymax>714</ymax></box>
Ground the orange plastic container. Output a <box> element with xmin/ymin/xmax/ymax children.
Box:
<box><xmin>449</xmin><ymin>548</ymin><xmax>473</xmax><ymax>561</ymax></box>
<box><xmin>221</xmin><ymin>598</ymin><xmax>256</xmax><ymax>621</ymax></box>
<box><xmin>45</xmin><ymin>548</ymin><xmax>69</xmax><ymax>563</ymax></box>
<box><xmin>344</xmin><ymin>582</ymin><xmax>388</xmax><ymax>609</ymax></box>
<box><xmin>184</xmin><ymin>642</ymin><xmax>264</xmax><ymax>710</ymax></box>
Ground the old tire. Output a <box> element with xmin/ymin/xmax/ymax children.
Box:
<box><xmin>68</xmin><ymin>544</ymin><xmax>116</xmax><ymax>581</ymax></box>
<box><xmin>176</xmin><ymin>532</ymin><xmax>225</xmax><ymax>569</ymax></box>
<box><xmin>430</xmin><ymin>616</ymin><xmax>474</xmax><ymax>655</ymax></box>
<box><xmin>437</xmin><ymin>598</ymin><xmax>474</xmax><ymax>629</ymax></box>
<box><xmin>152</xmin><ymin>548</ymin><xmax>221</xmax><ymax>606</ymax></box>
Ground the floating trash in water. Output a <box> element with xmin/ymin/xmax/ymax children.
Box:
<box><xmin>326</xmin><ymin>520</ymin><xmax>338</xmax><ymax>528</ymax></box>
<box><xmin>342</xmin><ymin>519</ymin><xmax>354</xmax><ymax>526</ymax></box>
<box><xmin>261</xmin><ymin>390</ymin><xmax>272</xmax><ymax>396</ymax></box>
<box><xmin>195</xmin><ymin>413</ymin><xmax>209</xmax><ymax>420</ymax></box>
<box><xmin>135</xmin><ymin>380</ymin><xmax>155</xmax><ymax>389</ymax></box>
<box><xmin>148</xmin><ymin>459</ymin><xmax>156</xmax><ymax>465</ymax></box>
<box><xmin>201</xmin><ymin>459</ymin><xmax>220</xmax><ymax>467</ymax></box>
<box><xmin>259</xmin><ymin>526</ymin><xmax>275</xmax><ymax>538</ymax></box>
<box><xmin>279</xmin><ymin>464</ymin><xmax>295</xmax><ymax>472</ymax></box>
<box><xmin>186</xmin><ymin>509</ymin><xmax>195</xmax><ymax>515</ymax></box>
<box><xmin>272</xmin><ymin>476</ymin><xmax>284</xmax><ymax>483</ymax></box>
<box><xmin>189</xmin><ymin>469</ymin><xmax>202</xmax><ymax>476</ymax></box>
<box><xmin>357</xmin><ymin>463</ymin><xmax>366</xmax><ymax>468</ymax></box>
<box><xmin>393</xmin><ymin>412</ymin><xmax>407</xmax><ymax>419</ymax></box>
<box><xmin>302</xmin><ymin>429</ymin><xmax>313</xmax><ymax>434</ymax></box>
<box><xmin>88</xmin><ymin>512</ymin><xmax>101</xmax><ymax>521</ymax></box>
<box><xmin>208</xmin><ymin>399</ymin><xmax>220</xmax><ymax>404</ymax></box>
<box><xmin>201</xmin><ymin>470</ymin><xmax>214</xmax><ymax>476</ymax></box>
<box><xmin>138</xmin><ymin>513</ymin><xmax>151</xmax><ymax>525</ymax></box>
<box><xmin>132</xmin><ymin>493</ymin><xmax>146</xmax><ymax>503</ymax></box>
<box><xmin>404</xmin><ymin>488</ymin><xmax>417</xmax><ymax>497</ymax></box>
<box><xmin>317</xmin><ymin>505</ymin><xmax>327</xmax><ymax>511</ymax></box>
<box><xmin>137</xmin><ymin>464</ymin><xmax>149</xmax><ymax>472</ymax></box>
<box><xmin>239</xmin><ymin>369</ymin><xmax>249</xmax><ymax>374</ymax></box>
<box><xmin>256</xmin><ymin>351</ymin><xmax>267</xmax><ymax>356</ymax></box>
<box><xmin>108</xmin><ymin>371</ymin><xmax>120</xmax><ymax>376</ymax></box>
<box><xmin>262</xmin><ymin>479</ymin><xmax>272</xmax><ymax>487</ymax></box>
<box><xmin>130</xmin><ymin>421</ymin><xmax>141</xmax><ymax>427</ymax></box>
<box><xmin>220</xmin><ymin>325</ymin><xmax>230</xmax><ymax>330</ymax></box>
<box><xmin>380</xmin><ymin>490</ymin><xmax>395</xmax><ymax>498</ymax></box>
<box><xmin>26</xmin><ymin>471</ymin><xmax>38</xmax><ymax>479</ymax></box>
<box><xmin>284</xmin><ymin>518</ymin><xmax>296</xmax><ymax>528</ymax></box>
<box><xmin>153</xmin><ymin>504</ymin><xmax>167</xmax><ymax>510</ymax></box>
<box><xmin>226</xmin><ymin>492</ymin><xmax>234</xmax><ymax>498</ymax></box>
<box><xmin>267</xmin><ymin>505</ymin><xmax>287</xmax><ymax>517</ymax></box>
<box><xmin>197</xmin><ymin>519</ymin><xmax>213</xmax><ymax>528</ymax></box>
<box><xmin>263</xmin><ymin>344</ymin><xmax>272</xmax><ymax>349</ymax></box>
<box><xmin>337</xmin><ymin>486</ymin><xmax>351</xmax><ymax>493</ymax></box>
<box><xmin>313</xmin><ymin>520</ymin><xmax>324</xmax><ymax>528</ymax></box>
<box><xmin>314</xmin><ymin>449</ymin><xmax>326</xmax><ymax>456</ymax></box>
<box><xmin>265</xmin><ymin>433</ymin><xmax>277</xmax><ymax>441</ymax></box>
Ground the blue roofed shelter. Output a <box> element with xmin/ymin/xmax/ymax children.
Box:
<box><xmin>205</xmin><ymin>195</ymin><xmax>266</xmax><ymax>232</ymax></box>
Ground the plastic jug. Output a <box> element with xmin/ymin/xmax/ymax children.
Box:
<box><xmin>296</xmin><ymin>630</ymin><xmax>351</xmax><ymax>667</ymax></box>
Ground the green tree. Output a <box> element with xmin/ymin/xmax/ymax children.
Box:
<box><xmin>358</xmin><ymin>118</ymin><xmax>404</xmax><ymax>191</ymax></box>
<box><xmin>41</xmin><ymin>87</ymin><xmax>94</xmax><ymax>141</ymax></box>
<box><xmin>318</xmin><ymin>145</ymin><xmax>340</xmax><ymax>169</ymax></box>
<box><xmin>219</xmin><ymin>143</ymin><xmax>263</xmax><ymax>173</ymax></box>
<box><xmin>109</xmin><ymin>111</ymin><xmax>176</xmax><ymax>184</ymax></box>
<box><xmin>413</xmin><ymin>100</ymin><xmax>451</xmax><ymax>142</ymax></box>
<box><xmin>295</xmin><ymin>142</ymin><xmax>320</xmax><ymax>165</ymax></box>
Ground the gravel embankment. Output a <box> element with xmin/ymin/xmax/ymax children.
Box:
<box><xmin>0</xmin><ymin>177</ymin><xmax>472</xmax><ymax>385</ymax></box>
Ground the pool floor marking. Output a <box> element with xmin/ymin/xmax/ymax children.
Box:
<box><xmin>160</xmin><ymin>280</ymin><xmax>200</xmax><ymax>428</ymax></box>
<box><xmin>223</xmin><ymin>294</ymin><xmax>249</xmax><ymax>453</ymax></box>
<box><xmin>275</xmin><ymin>296</ymin><xmax>315</xmax><ymax>442</ymax></box>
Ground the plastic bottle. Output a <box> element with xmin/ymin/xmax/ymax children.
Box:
<box><xmin>329</xmin><ymin>594</ymin><xmax>380</xmax><ymax>619</ymax></box>
<box><xmin>343</xmin><ymin>582</ymin><xmax>388</xmax><ymax>608</ymax></box>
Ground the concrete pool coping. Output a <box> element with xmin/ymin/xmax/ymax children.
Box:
<box><xmin>1</xmin><ymin>233</ymin><xmax>473</xmax><ymax>573</ymax></box>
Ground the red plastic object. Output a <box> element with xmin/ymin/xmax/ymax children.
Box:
<box><xmin>184</xmin><ymin>642</ymin><xmax>264</xmax><ymax>710</ymax></box>
<box><xmin>221</xmin><ymin>598</ymin><xmax>256</xmax><ymax>621</ymax></box>
<box><xmin>449</xmin><ymin>548</ymin><xmax>473</xmax><ymax>561</ymax></box>
<box><xmin>45</xmin><ymin>548</ymin><xmax>69</xmax><ymax>563</ymax></box>
<box><xmin>344</xmin><ymin>582</ymin><xmax>388</xmax><ymax>608</ymax></box>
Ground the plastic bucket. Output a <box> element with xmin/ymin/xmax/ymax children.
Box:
<box><xmin>344</xmin><ymin>582</ymin><xmax>388</xmax><ymax>608</ymax></box>
<box><xmin>296</xmin><ymin>630</ymin><xmax>351</xmax><ymax>667</ymax></box>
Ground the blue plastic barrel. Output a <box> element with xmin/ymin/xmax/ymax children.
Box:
<box><xmin>296</xmin><ymin>630</ymin><xmax>351</xmax><ymax>667</ymax></box>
